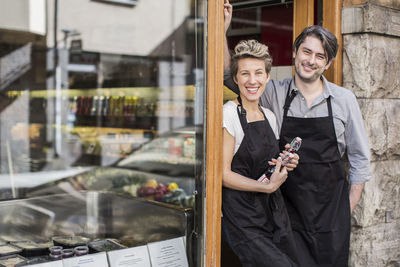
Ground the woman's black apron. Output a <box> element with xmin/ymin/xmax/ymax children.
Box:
<box><xmin>222</xmin><ymin>98</ymin><xmax>298</xmax><ymax>267</ymax></box>
<box><xmin>279</xmin><ymin>88</ymin><xmax>350</xmax><ymax>267</ymax></box>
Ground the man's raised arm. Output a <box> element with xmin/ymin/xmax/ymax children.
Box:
<box><xmin>224</xmin><ymin>0</ymin><xmax>232</xmax><ymax>71</ymax></box>
<box><xmin>223</xmin><ymin>0</ymin><xmax>240</xmax><ymax>94</ymax></box>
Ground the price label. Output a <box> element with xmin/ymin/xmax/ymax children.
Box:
<box><xmin>62</xmin><ymin>252</ymin><xmax>108</xmax><ymax>267</ymax></box>
<box><xmin>147</xmin><ymin>237</ymin><xmax>188</xmax><ymax>267</ymax></box>
<box><xmin>108</xmin><ymin>245</ymin><xmax>151</xmax><ymax>267</ymax></box>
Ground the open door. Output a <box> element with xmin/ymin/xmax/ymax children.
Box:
<box><xmin>225</xmin><ymin>0</ymin><xmax>341</xmax><ymax>87</ymax></box>
<box><xmin>226</xmin><ymin>0</ymin><xmax>295</xmax><ymax>89</ymax></box>
<box><xmin>208</xmin><ymin>0</ymin><xmax>342</xmax><ymax>266</ymax></box>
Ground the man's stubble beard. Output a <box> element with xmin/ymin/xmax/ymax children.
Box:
<box><xmin>294</xmin><ymin>62</ymin><xmax>324</xmax><ymax>83</ymax></box>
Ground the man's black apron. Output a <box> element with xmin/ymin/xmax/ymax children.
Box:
<box><xmin>279</xmin><ymin>88</ymin><xmax>350</xmax><ymax>267</ymax></box>
<box><xmin>222</xmin><ymin>98</ymin><xmax>298</xmax><ymax>267</ymax></box>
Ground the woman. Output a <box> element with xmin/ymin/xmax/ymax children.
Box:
<box><xmin>222</xmin><ymin>40</ymin><xmax>298</xmax><ymax>266</ymax></box>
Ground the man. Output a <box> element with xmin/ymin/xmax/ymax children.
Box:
<box><xmin>223</xmin><ymin>1</ymin><xmax>371</xmax><ymax>266</ymax></box>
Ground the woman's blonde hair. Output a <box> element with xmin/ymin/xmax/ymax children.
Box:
<box><xmin>230</xmin><ymin>39</ymin><xmax>272</xmax><ymax>77</ymax></box>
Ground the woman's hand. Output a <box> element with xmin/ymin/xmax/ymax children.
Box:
<box><xmin>224</xmin><ymin>0</ymin><xmax>232</xmax><ymax>34</ymax></box>
<box><xmin>268</xmin><ymin>144</ymin><xmax>300</xmax><ymax>172</ymax></box>
<box><xmin>285</xmin><ymin>153</ymin><xmax>299</xmax><ymax>171</ymax></box>
<box><xmin>266</xmin><ymin>158</ymin><xmax>288</xmax><ymax>192</ymax></box>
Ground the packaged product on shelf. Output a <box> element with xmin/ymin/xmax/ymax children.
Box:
<box><xmin>36</xmin><ymin>240</ymin><xmax>54</xmax><ymax>250</ymax></box>
<box><xmin>102</xmin><ymin>96</ymin><xmax>110</xmax><ymax>116</ymax></box>
<box><xmin>74</xmin><ymin>246</ymin><xmax>89</xmax><ymax>256</ymax></box>
<box><xmin>88</xmin><ymin>239</ymin><xmax>126</xmax><ymax>253</ymax></box>
<box><xmin>90</xmin><ymin>96</ymin><xmax>99</xmax><ymax>116</ymax></box>
<box><xmin>10</xmin><ymin>241</ymin><xmax>48</xmax><ymax>257</ymax></box>
<box><xmin>52</xmin><ymin>236</ymin><xmax>90</xmax><ymax>249</ymax></box>
<box><xmin>61</xmin><ymin>248</ymin><xmax>74</xmax><ymax>259</ymax></box>
<box><xmin>0</xmin><ymin>254</ymin><xmax>27</xmax><ymax>267</ymax></box>
<box><xmin>0</xmin><ymin>245</ymin><xmax>22</xmax><ymax>257</ymax></box>
<box><xmin>49</xmin><ymin>246</ymin><xmax>62</xmax><ymax>256</ymax></box>
<box><xmin>97</xmin><ymin>96</ymin><xmax>104</xmax><ymax>117</ymax></box>
<box><xmin>168</xmin><ymin>138</ymin><xmax>183</xmax><ymax>157</ymax></box>
<box><xmin>183</xmin><ymin>136</ymin><xmax>195</xmax><ymax>159</ymax></box>
<box><xmin>14</xmin><ymin>256</ymin><xmax>48</xmax><ymax>267</ymax></box>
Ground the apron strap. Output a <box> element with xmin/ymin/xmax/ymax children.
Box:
<box><xmin>327</xmin><ymin>96</ymin><xmax>333</xmax><ymax>117</ymax></box>
<box><xmin>326</xmin><ymin>96</ymin><xmax>341</xmax><ymax>159</ymax></box>
<box><xmin>283</xmin><ymin>81</ymin><xmax>297</xmax><ymax>117</ymax></box>
<box><xmin>236</xmin><ymin>95</ymin><xmax>267</xmax><ymax>152</ymax></box>
<box><xmin>236</xmin><ymin>95</ymin><xmax>248</xmax><ymax>130</ymax></box>
<box><xmin>237</xmin><ymin>95</ymin><xmax>267</xmax><ymax>127</ymax></box>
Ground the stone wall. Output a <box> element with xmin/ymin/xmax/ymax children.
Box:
<box><xmin>342</xmin><ymin>1</ymin><xmax>400</xmax><ymax>266</ymax></box>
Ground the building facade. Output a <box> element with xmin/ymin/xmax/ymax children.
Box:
<box><xmin>0</xmin><ymin>0</ymin><xmax>398</xmax><ymax>266</ymax></box>
<box><xmin>342</xmin><ymin>1</ymin><xmax>400</xmax><ymax>266</ymax></box>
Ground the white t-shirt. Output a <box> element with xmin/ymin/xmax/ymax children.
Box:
<box><xmin>223</xmin><ymin>100</ymin><xmax>279</xmax><ymax>154</ymax></box>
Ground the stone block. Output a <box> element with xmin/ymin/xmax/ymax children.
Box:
<box><xmin>357</xmin><ymin>99</ymin><xmax>400</xmax><ymax>161</ymax></box>
<box><xmin>351</xmin><ymin>160</ymin><xmax>400</xmax><ymax>227</ymax></box>
<box><xmin>350</xmin><ymin>219</ymin><xmax>400</xmax><ymax>266</ymax></box>
<box><xmin>342</xmin><ymin>4</ymin><xmax>400</xmax><ymax>36</ymax></box>
<box><xmin>343</xmin><ymin>0</ymin><xmax>400</xmax><ymax>10</ymax></box>
<box><xmin>343</xmin><ymin>34</ymin><xmax>400</xmax><ymax>98</ymax></box>
<box><xmin>350</xmin><ymin>159</ymin><xmax>400</xmax><ymax>267</ymax></box>
<box><xmin>350</xmin><ymin>159</ymin><xmax>400</xmax><ymax>266</ymax></box>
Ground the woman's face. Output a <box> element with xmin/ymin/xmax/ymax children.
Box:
<box><xmin>234</xmin><ymin>57</ymin><xmax>270</xmax><ymax>103</ymax></box>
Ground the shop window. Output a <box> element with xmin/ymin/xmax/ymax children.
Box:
<box><xmin>0</xmin><ymin>0</ymin><xmax>205</xmax><ymax>266</ymax></box>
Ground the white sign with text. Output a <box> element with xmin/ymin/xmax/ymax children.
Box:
<box><xmin>147</xmin><ymin>237</ymin><xmax>188</xmax><ymax>267</ymax></box>
<box><xmin>107</xmin><ymin>245</ymin><xmax>151</xmax><ymax>267</ymax></box>
<box><xmin>62</xmin><ymin>252</ymin><xmax>108</xmax><ymax>267</ymax></box>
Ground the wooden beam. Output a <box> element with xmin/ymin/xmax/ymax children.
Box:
<box><xmin>293</xmin><ymin>0</ymin><xmax>314</xmax><ymax>42</ymax></box>
<box><xmin>292</xmin><ymin>0</ymin><xmax>314</xmax><ymax>75</ymax></box>
<box><xmin>205</xmin><ymin>0</ymin><xmax>224</xmax><ymax>266</ymax></box>
<box><xmin>322</xmin><ymin>0</ymin><xmax>342</xmax><ymax>85</ymax></box>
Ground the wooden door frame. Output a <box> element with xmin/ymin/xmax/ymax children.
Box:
<box><xmin>204</xmin><ymin>0</ymin><xmax>342</xmax><ymax>266</ymax></box>
<box><xmin>322</xmin><ymin>0</ymin><xmax>342</xmax><ymax>85</ymax></box>
<box><xmin>205</xmin><ymin>0</ymin><xmax>224</xmax><ymax>266</ymax></box>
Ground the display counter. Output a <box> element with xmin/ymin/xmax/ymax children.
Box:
<box><xmin>0</xmin><ymin>192</ymin><xmax>193</xmax><ymax>266</ymax></box>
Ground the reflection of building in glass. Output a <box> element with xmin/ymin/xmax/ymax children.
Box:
<box><xmin>0</xmin><ymin>0</ymin><xmax>205</xmax><ymax>173</ymax></box>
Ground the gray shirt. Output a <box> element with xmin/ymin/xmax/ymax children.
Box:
<box><xmin>224</xmin><ymin>71</ymin><xmax>372</xmax><ymax>184</ymax></box>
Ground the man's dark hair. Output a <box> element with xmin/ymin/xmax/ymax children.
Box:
<box><xmin>293</xmin><ymin>25</ymin><xmax>338</xmax><ymax>63</ymax></box>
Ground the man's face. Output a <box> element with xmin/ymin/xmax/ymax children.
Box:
<box><xmin>233</xmin><ymin>57</ymin><xmax>270</xmax><ymax>103</ymax></box>
<box><xmin>293</xmin><ymin>35</ymin><xmax>332</xmax><ymax>83</ymax></box>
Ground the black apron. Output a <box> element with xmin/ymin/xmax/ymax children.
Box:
<box><xmin>279</xmin><ymin>87</ymin><xmax>350</xmax><ymax>267</ymax></box>
<box><xmin>222</xmin><ymin>98</ymin><xmax>298</xmax><ymax>267</ymax></box>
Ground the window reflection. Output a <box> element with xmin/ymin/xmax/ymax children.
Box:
<box><xmin>0</xmin><ymin>2</ymin><xmax>203</xmax><ymax>266</ymax></box>
<box><xmin>0</xmin><ymin>0</ymin><xmax>204</xmax><ymax>207</ymax></box>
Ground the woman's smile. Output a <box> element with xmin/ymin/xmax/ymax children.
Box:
<box><xmin>246</xmin><ymin>86</ymin><xmax>260</xmax><ymax>94</ymax></box>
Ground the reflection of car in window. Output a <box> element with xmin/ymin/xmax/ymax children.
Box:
<box><xmin>24</xmin><ymin>126</ymin><xmax>199</xmax><ymax>208</ymax></box>
<box><xmin>116</xmin><ymin>126</ymin><xmax>196</xmax><ymax>177</ymax></box>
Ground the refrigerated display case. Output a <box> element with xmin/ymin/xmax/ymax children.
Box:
<box><xmin>0</xmin><ymin>192</ymin><xmax>194</xmax><ymax>265</ymax></box>
<box><xmin>0</xmin><ymin>192</ymin><xmax>193</xmax><ymax>250</ymax></box>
